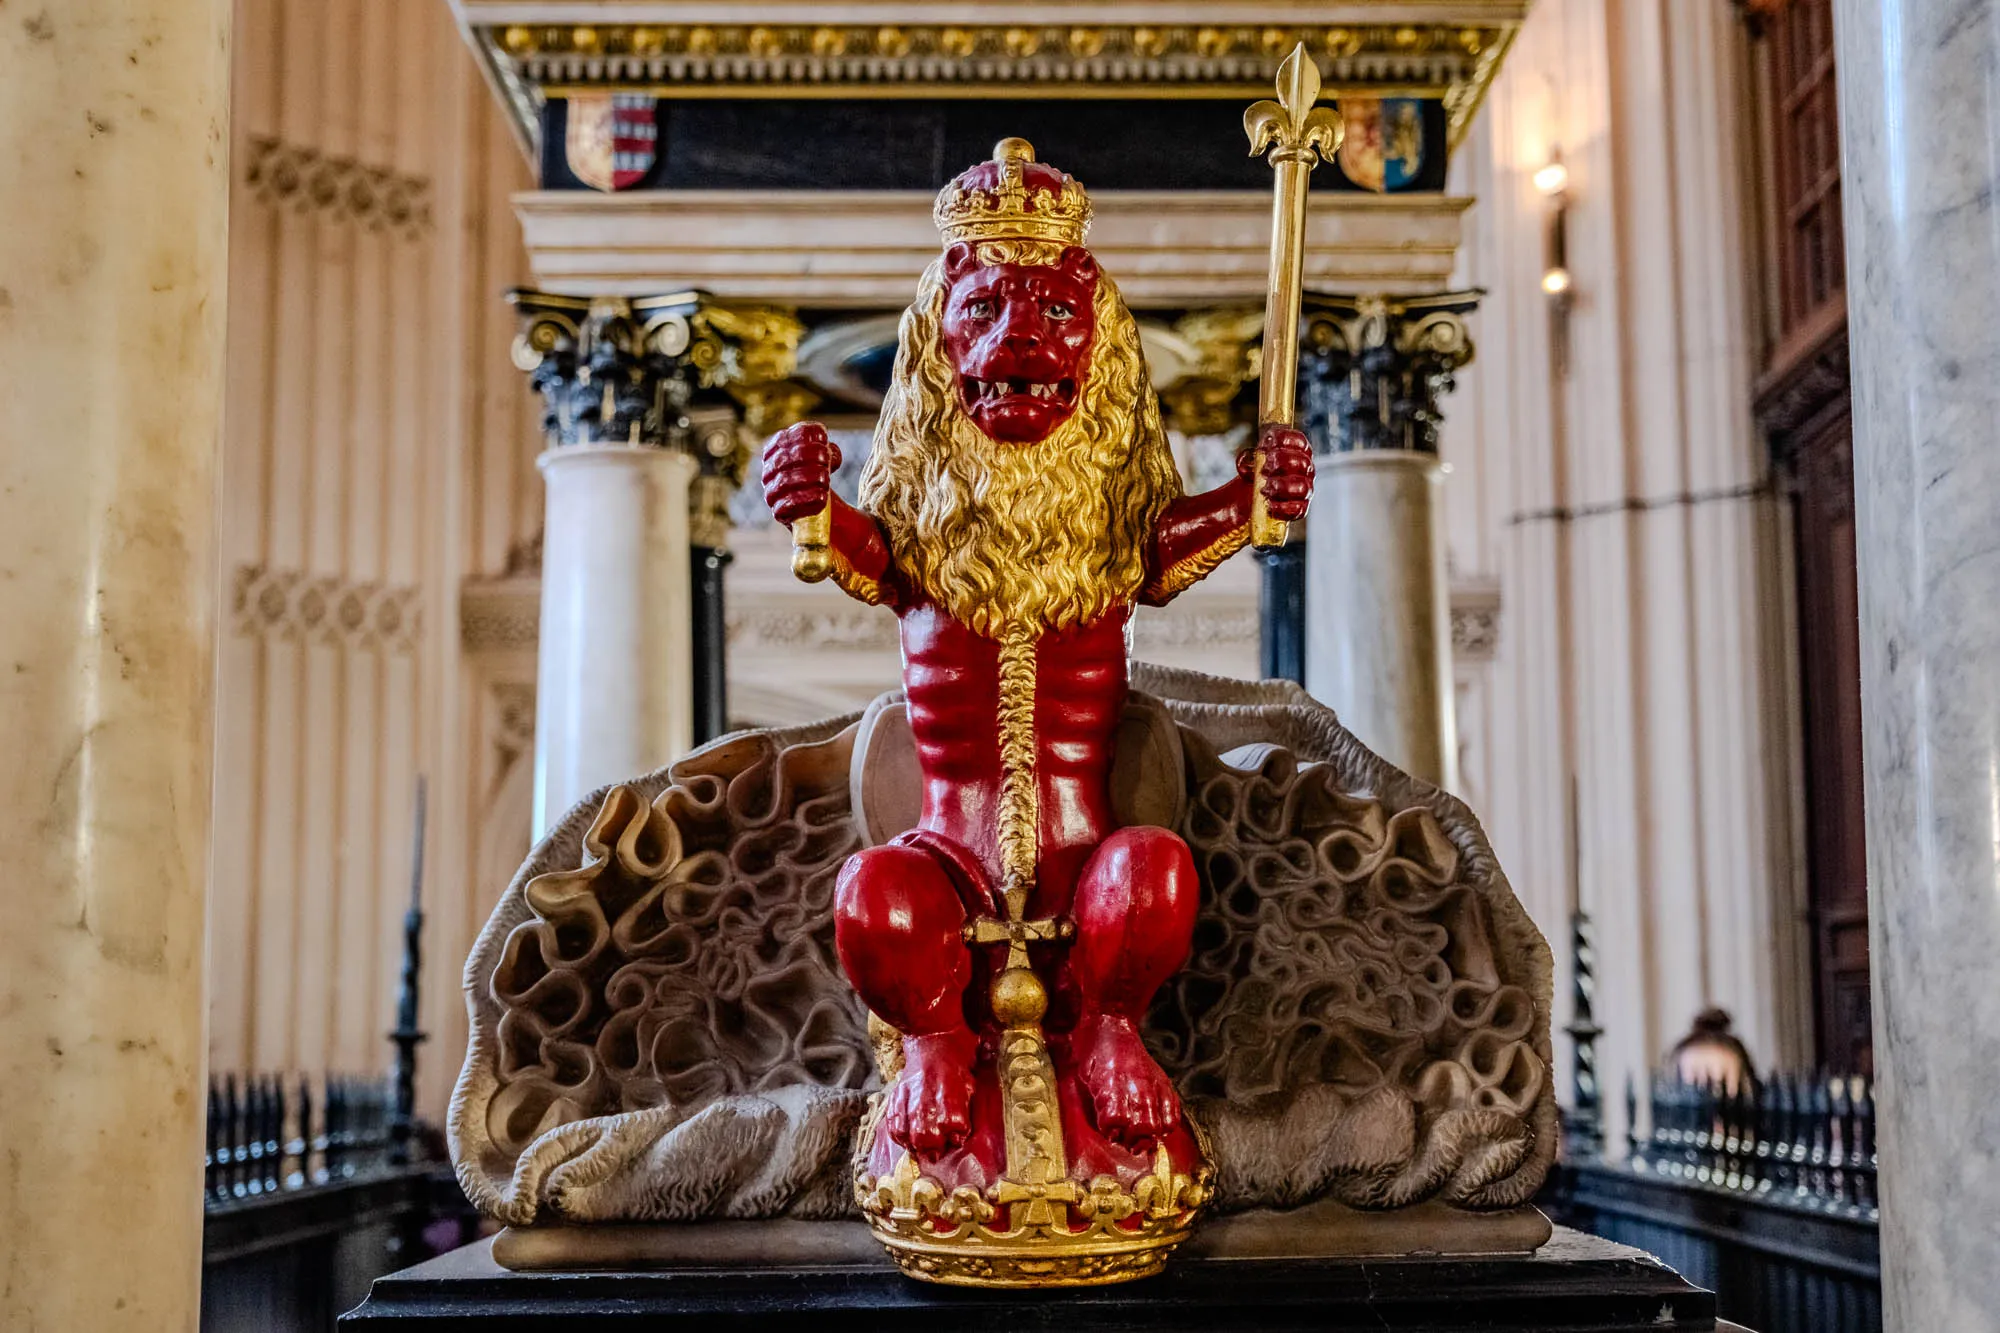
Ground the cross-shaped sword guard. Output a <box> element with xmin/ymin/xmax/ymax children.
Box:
<box><xmin>964</xmin><ymin>915</ymin><xmax>1074</xmax><ymax>970</ymax></box>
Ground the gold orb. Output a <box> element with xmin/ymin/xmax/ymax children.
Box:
<box><xmin>989</xmin><ymin>967</ymin><xmax>1048</xmax><ymax>1026</ymax></box>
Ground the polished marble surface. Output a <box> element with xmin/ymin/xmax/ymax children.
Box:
<box><xmin>1305</xmin><ymin>452</ymin><xmax>1455</xmax><ymax>787</ymax></box>
<box><xmin>534</xmin><ymin>446</ymin><xmax>697</xmax><ymax>833</ymax></box>
<box><xmin>1834</xmin><ymin>0</ymin><xmax>2000</xmax><ymax>1323</ymax></box>
<box><xmin>0</xmin><ymin>0</ymin><xmax>230</xmax><ymax>1327</ymax></box>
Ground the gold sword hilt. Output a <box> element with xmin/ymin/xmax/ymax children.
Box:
<box><xmin>1245</xmin><ymin>44</ymin><xmax>1342</xmax><ymax>551</ymax></box>
<box><xmin>791</xmin><ymin>500</ymin><xmax>834</xmax><ymax>582</ymax></box>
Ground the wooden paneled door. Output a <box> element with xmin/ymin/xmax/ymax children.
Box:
<box><xmin>1786</xmin><ymin>406</ymin><xmax>1871</xmax><ymax>1075</ymax></box>
<box><xmin>1746</xmin><ymin>0</ymin><xmax>1869</xmax><ymax>1071</ymax></box>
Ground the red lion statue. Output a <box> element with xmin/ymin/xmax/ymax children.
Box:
<box><xmin>761</xmin><ymin>139</ymin><xmax>1313</xmax><ymax>1232</ymax></box>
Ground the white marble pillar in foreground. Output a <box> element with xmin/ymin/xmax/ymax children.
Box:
<box><xmin>1299</xmin><ymin>293</ymin><xmax>1478</xmax><ymax>789</ymax></box>
<box><xmin>1307</xmin><ymin>452</ymin><xmax>1456</xmax><ymax>787</ymax></box>
<box><xmin>1833</xmin><ymin>1</ymin><xmax>2000</xmax><ymax>1324</ymax></box>
<box><xmin>0</xmin><ymin>2</ymin><xmax>229</xmax><ymax>1327</ymax></box>
<box><xmin>533</xmin><ymin>445</ymin><xmax>696</xmax><ymax>833</ymax></box>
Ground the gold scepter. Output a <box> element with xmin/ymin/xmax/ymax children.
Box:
<box><xmin>1245</xmin><ymin>44</ymin><xmax>1342</xmax><ymax>550</ymax></box>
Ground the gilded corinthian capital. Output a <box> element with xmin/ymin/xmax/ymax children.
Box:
<box><xmin>509</xmin><ymin>290</ymin><xmax>818</xmax><ymax>451</ymax></box>
<box><xmin>1298</xmin><ymin>290</ymin><xmax>1480</xmax><ymax>454</ymax></box>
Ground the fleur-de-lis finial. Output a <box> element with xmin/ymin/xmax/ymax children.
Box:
<box><xmin>1242</xmin><ymin>42</ymin><xmax>1340</xmax><ymax>552</ymax></box>
<box><xmin>1244</xmin><ymin>43</ymin><xmax>1342</xmax><ymax>166</ymax></box>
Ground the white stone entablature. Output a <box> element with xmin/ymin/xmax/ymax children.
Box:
<box><xmin>514</xmin><ymin>189</ymin><xmax>1471</xmax><ymax>307</ymax></box>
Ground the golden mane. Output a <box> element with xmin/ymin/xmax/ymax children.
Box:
<box><xmin>857</xmin><ymin>242</ymin><xmax>1183</xmax><ymax>638</ymax></box>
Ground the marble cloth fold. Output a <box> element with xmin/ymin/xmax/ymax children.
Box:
<box><xmin>448</xmin><ymin>665</ymin><xmax>1556</xmax><ymax>1227</ymax></box>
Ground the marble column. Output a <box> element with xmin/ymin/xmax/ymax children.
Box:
<box><xmin>534</xmin><ymin>444</ymin><xmax>696</xmax><ymax>833</ymax></box>
<box><xmin>0</xmin><ymin>1</ymin><xmax>229</xmax><ymax>1328</ymax></box>
<box><xmin>511</xmin><ymin>294</ymin><xmax>812</xmax><ymax>829</ymax></box>
<box><xmin>513</xmin><ymin>293</ymin><xmax>702</xmax><ymax>833</ymax></box>
<box><xmin>1833</xmin><ymin>2</ymin><xmax>2000</xmax><ymax>1323</ymax></box>
<box><xmin>1299</xmin><ymin>293</ymin><xmax>1478</xmax><ymax>787</ymax></box>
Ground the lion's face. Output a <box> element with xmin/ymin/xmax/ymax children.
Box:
<box><xmin>939</xmin><ymin>242</ymin><xmax>1099</xmax><ymax>444</ymax></box>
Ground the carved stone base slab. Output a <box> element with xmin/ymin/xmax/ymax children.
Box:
<box><xmin>1184</xmin><ymin>1199</ymin><xmax>1553</xmax><ymax>1260</ymax></box>
<box><xmin>491</xmin><ymin>1219</ymin><xmax>884</xmax><ymax>1271</ymax></box>
<box><xmin>343</xmin><ymin>1228</ymin><xmax>1725</xmax><ymax>1330</ymax></box>
<box><xmin>488</xmin><ymin>1201</ymin><xmax>1551</xmax><ymax>1273</ymax></box>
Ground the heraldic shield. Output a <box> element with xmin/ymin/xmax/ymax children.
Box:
<box><xmin>565</xmin><ymin>94</ymin><xmax>659</xmax><ymax>192</ymax></box>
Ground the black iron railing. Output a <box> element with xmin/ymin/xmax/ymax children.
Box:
<box><xmin>205</xmin><ymin>1072</ymin><xmax>398</xmax><ymax>1206</ymax></box>
<box><xmin>200</xmin><ymin>784</ymin><xmax>482</xmax><ymax>1333</ymax></box>
<box><xmin>1627</xmin><ymin>1070</ymin><xmax>1878</xmax><ymax>1218</ymax></box>
<box><xmin>1545</xmin><ymin>913</ymin><xmax>1881</xmax><ymax>1332</ymax></box>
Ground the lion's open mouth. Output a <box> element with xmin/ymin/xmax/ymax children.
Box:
<box><xmin>962</xmin><ymin>377</ymin><xmax>1078</xmax><ymax>405</ymax></box>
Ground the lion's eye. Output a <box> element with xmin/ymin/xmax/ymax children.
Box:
<box><xmin>1045</xmin><ymin>302</ymin><xmax>1074</xmax><ymax>320</ymax></box>
<box><xmin>965</xmin><ymin>299</ymin><xmax>994</xmax><ymax>320</ymax></box>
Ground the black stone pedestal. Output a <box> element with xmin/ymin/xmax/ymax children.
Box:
<box><xmin>342</xmin><ymin>1228</ymin><xmax>1740</xmax><ymax>1331</ymax></box>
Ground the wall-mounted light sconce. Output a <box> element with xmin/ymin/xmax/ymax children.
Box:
<box><xmin>1537</xmin><ymin>147</ymin><xmax>1573</xmax><ymax>376</ymax></box>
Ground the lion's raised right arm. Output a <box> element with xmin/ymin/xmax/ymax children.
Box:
<box><xmin>1138</xmin><ymin>426</ymin><xmax>1313</xmax><ymax>605</ymax></box>
<box><xmin>762</xmin><ymin>422</ymin><xmax>903</xmax><ymax>608</ymax></box>
<box><xmin>1138</xmin><ymin>480</ymin><xmax>1254</xmax><ymax>605</ymax></box>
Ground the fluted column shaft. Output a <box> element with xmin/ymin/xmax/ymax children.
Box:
<box><xmin>1833</xmin><ymin>1</ymin><xmax>2000</xmax><ymax>1323</ymax></box>
<box><xmin>534</xmin><ymin>445</ymin><xmax>696</xmax><ymax>831</ymax></box>
<box><xmin>0</xmin><ymin>3</ymin><xmax>230</xmax><ymax>1328</ymax></box>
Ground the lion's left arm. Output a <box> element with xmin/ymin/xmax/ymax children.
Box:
<box><xmin>1138</xmin><ymin>478</ymin><xmax>1255</xmax><ymax>606</ymax></box>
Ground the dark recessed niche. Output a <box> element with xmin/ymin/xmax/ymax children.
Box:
<box><xmin>539</xmin><ymin>97</ymin><xmax>1448</xmax><ymax>193</ymax></box>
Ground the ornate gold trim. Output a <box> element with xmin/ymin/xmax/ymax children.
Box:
<box><xmin>854</xmin><ymin>1107</ymin><xmax>1212</xmax><ymax>1288</ymax></box>
<box><xmin>994</xmin><ymin>623</ymin><xmax>1040</xmax><ymax>912</ymax></box>
<box><xmin>1158</xmin><ymin>306</ymin><xmax>1265</xmax><ymax>435</ymax></box>
<box><xmin>473</xmin><ymin>21</ymin><xmax>1521</xmax><ymax>156</ymax></box>
<box><xmin>826</xmin><ymin>550</ymin><xmax>889</xmax><ymax>607</ymax></box>
<box><xmin>1144</xmin><ymin>525</ymin><xmax>1251</xmax><ymax>603</ymax></box>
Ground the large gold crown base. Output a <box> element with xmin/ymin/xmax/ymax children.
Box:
<box><xmin>851</xmin><ymin>1018</ymin><xmax>1213</xmax><ymax>1288</ymax></box>
<box><xmin>854</xmin><ymin>1117</ymin><xmax>1210</xmax><ymax>1287</ymax></box>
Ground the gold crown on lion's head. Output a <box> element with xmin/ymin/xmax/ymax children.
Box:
<box><xmin>933</xmin><ymin>138</ymin><xmax>1093</xmax><ymax>249</ymax></box>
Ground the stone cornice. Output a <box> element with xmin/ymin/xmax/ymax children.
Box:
<box><xmin>449</xmin><ymin>3</ymin><xmax>1525</xmax><ymax>159</ymax></box>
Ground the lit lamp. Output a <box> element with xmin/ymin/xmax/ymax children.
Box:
<box><xmin>1536</xmin><ymin>150</ymin><xmax>1573</xmax><ymax>371</ymax></box>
